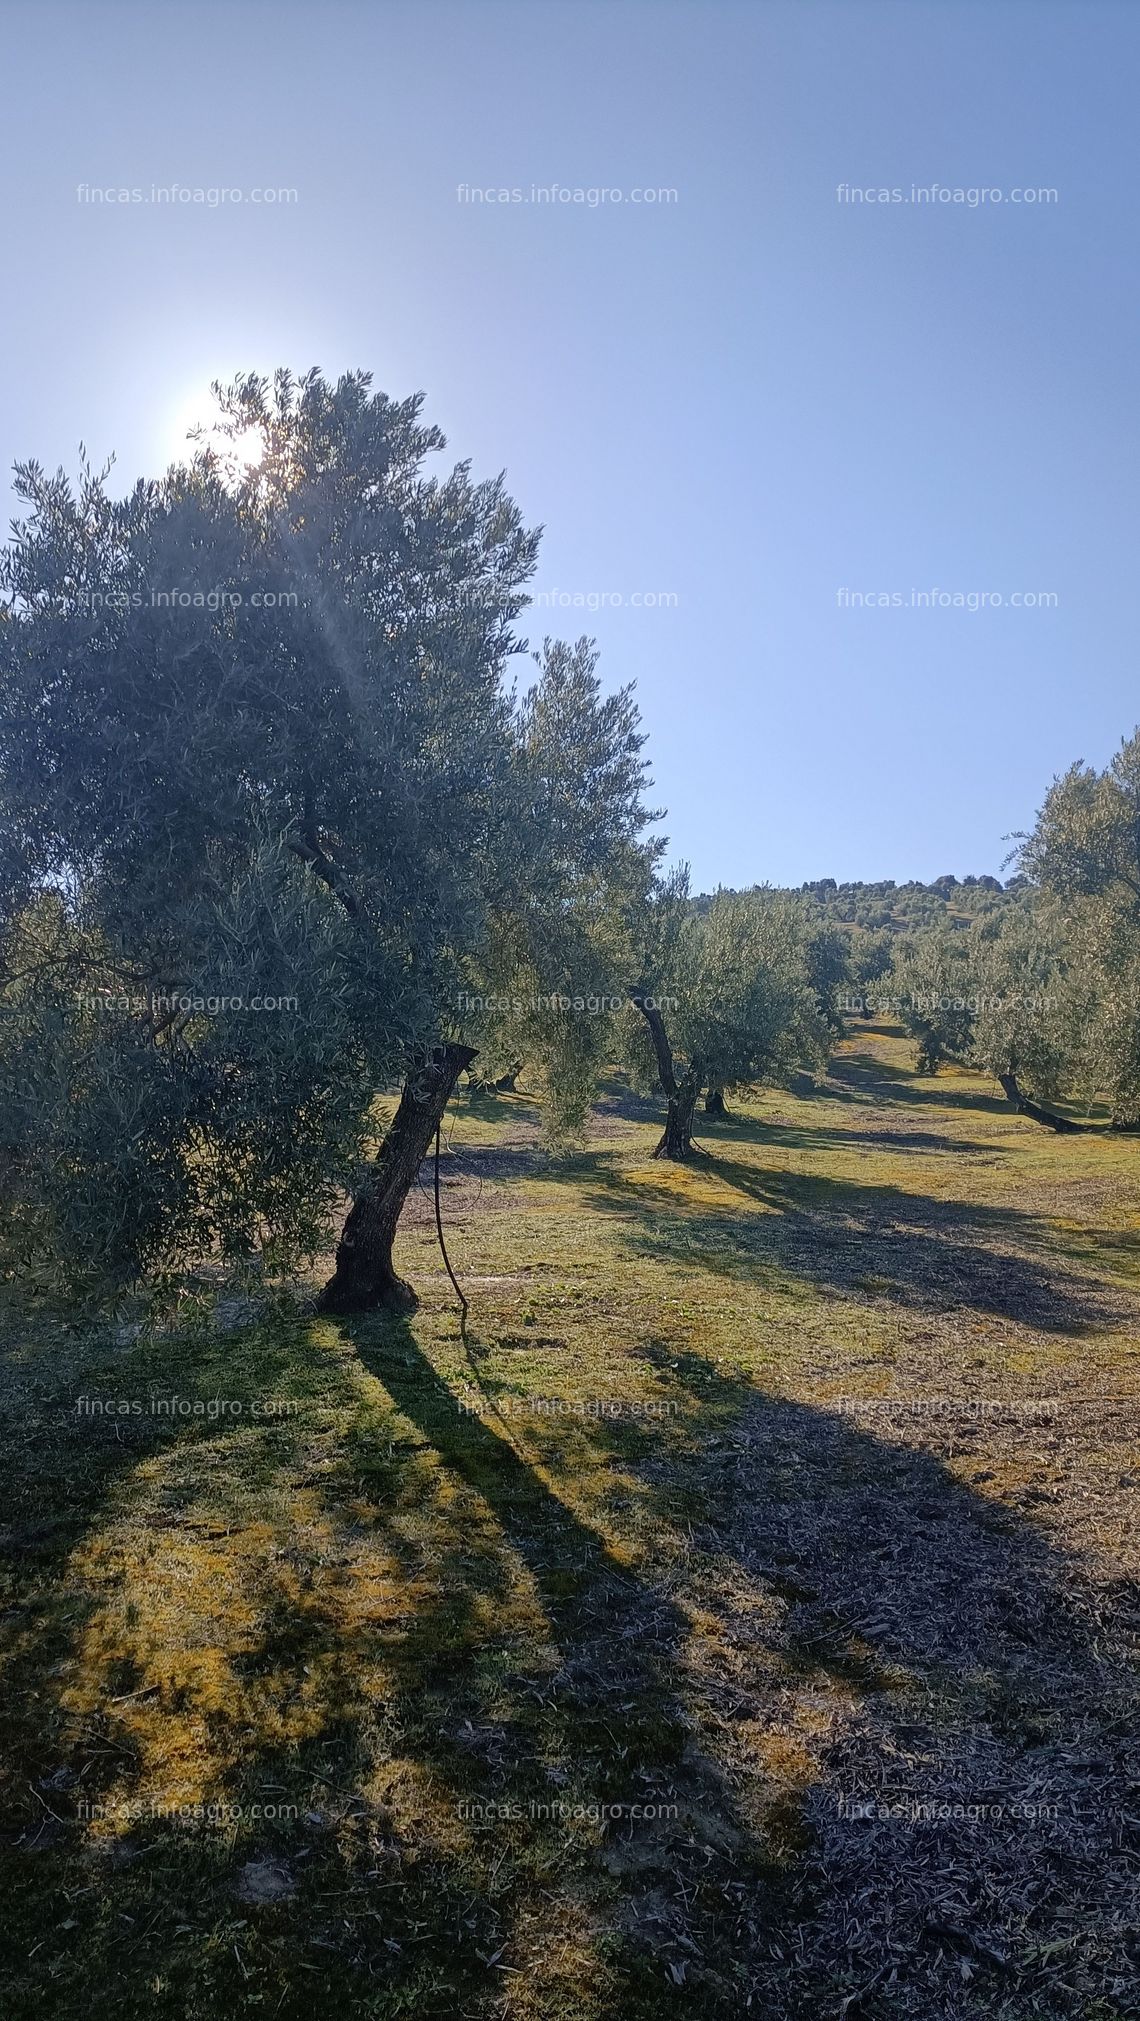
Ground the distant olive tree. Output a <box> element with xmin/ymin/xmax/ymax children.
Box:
<box><xmin>889</xmin><ymin>906</ymin><xmax>1087</xmax><ymax>1129</ymax></box>
<box><xmin>625</xmin><ymin>882</ymin><xmax>829</xmax><ymax>1155</ymax></box>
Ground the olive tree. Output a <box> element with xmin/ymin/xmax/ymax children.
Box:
<box><xmin>1019</xmin><ymin>729</ymin><xmax>1140</xmax><ymax>1128</ymax></box>
<box><xmin>888</xmin><ymin>907</ymin><xmax>1087</xmax><ymax>1129</ymax></box>
<box><xmin>625</xmin><ymin>882</ymin><xmax>829</xmax><ymax>1156</ymax></box>
<box><xmin>0</xmin><ymin>369</ymin><xmax>658</xmax><ymax>1307</ymax></box>
<box><xmin>888</xmin><ymin>926</ymin><xmax>978</xmax><ymax>1074</ymax></box>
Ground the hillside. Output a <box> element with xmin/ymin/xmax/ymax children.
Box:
<box><xmin>696</xmin><ymin>876</ymin><xmax>1021</xmax><ymax>937</ymax></box>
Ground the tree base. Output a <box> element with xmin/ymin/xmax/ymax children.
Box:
<box><xmin>316</xmin><ymin>1271</ymin><xmax>418</xmax><ymax>1316</ymax></box>
<box><xmin>320</xmin><ymin>1042</ymin><xmax>477</xmax><ymax>1316</ymax></box>
<box><xmin>653</xmin><ymin>1121</ymin><xmax>709</xmax><ymax>1160</ymax></box>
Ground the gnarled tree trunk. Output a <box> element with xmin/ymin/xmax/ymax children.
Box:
<box><xmin>997</xmin><ymin>1069</ymin><xmax>1083</xmax><ymax>1135</ymax></box>
<box><xmin>630</xmin><ymin>991</ymin><xmax>703</xmax><ymax>1160</ymax></box>
<box><xmin>658</xmin><ymin>1065</ymin><xmax>702</xmax><ymax>1156</ymax></box>
<box><xmin>318</xmin><ymin>1042</ymin><xmax>478</xmax><ymax>1313</ymax></box>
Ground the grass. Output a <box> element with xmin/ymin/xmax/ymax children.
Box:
<box><xmin>2</xmin><ymin>1024</ymin><xmax>1138</xmax><ymax>2019</ymax></box>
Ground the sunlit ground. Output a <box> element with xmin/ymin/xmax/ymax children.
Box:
<box><xmin>3</xmin><ymin>1028</ymin><xmax>1138</xmax><ymax>2018</ymax></box>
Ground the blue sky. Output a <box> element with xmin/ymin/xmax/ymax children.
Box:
<box><xmin>2</xmin><ymin>0</ymin><xmax>1136</xmax><ymax>889</ymax></box>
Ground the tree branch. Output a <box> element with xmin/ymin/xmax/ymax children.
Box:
<box><xmin>288</xmin><ymin>832</ymin><xmax>365</xmax><ymax>921</ymax></box>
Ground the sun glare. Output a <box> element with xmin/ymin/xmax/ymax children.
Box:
<box><xmin>161</xmin><ymin>392</ymin><xmax>265</xmax><ymax>475</ymax></box>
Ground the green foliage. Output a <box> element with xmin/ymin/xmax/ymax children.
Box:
<box><xmin>887</xmin><ymin>925</ymin><xmax>979</xmax><ymax>1074</ymax></box>
<box><xmin>0</xmin><ymin>372</ymin><xmax>658</xmax><ymax>1292</ymax></box>
<box><xmin>0</xmin><ymin>842</ymin><xmax>396</xmax><ymax>1296</ymax></box>
<box><xmin>965</xmin><ymin>904</ymin><xmax>1082</xmax><ymax>1102</ymax></box>
<box><xmin>626</xmin><ymin>880</ymin><xmax>830</xmax><ymax>1103</ymax></box>
<box><xmin>455</xmin><ymin>639</ymin><xmax>661</xmax><ymax>1140</ymax></box>
<box><xmin>1020</xmin><ymin>732</ymin><xmax>1140</xmax><ymax>908</ymax></box>
<box><xmin>886</xmin><ymin>902</ymin><xmax>1083</xmax><ymax>1104</ymax></box>
<box><xmin>1019</xmin><ymin>729</ymin><xmax>1140</xmax><ymax>1123</ymax></box>
<box><xmin>804</xmin><ymin>922</ymin><xmax>853</xmax><ymax>1030</ymax></box>
<box><xmin>691</xmin><ymin>891</ymin><xmax>831</xmax><ymax>1092</ymax></box>
<box><xmin>849</xmin><ymin>925</ymin><xmax>894</xmax><ymax>987</ymax></box>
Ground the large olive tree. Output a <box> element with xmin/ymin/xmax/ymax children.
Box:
<box><xmin>0</xmin><ymin>369</ymin><xmax>658</xmax><ymax>1307</ymax></box>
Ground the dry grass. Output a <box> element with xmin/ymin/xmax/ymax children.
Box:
<box><xmin>1</xmin><ymin>1026</ymin><xmax>1138</xmax><ymax>2018</ymax></box>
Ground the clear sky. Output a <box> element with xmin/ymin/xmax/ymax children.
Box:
<box><xmin>2</xmin><ymin>0</ymin><xmax>1136</xmax><ymax>889</ymax></box>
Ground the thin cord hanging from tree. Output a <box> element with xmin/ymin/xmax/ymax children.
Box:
<box><xmin>434</xmin><ymin>1120</ymin><xmax>469</xmax><ymax>1322</ymax></box>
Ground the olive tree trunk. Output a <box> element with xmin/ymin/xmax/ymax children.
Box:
<box><xmin>318</xmin><ymin>1042</ymin><xmax>478</xmax><ymax>1313</ymax></box>
<box><xmin>996</xmin><ymin>1069</ymin><xmax>1083</xmax><ymax>1135</ymax></box>
<box><xmin>630</xmin><ymin>991</ymin><xmax>704</xmax><ymax>1160</ymax></box>
<box><xmin>658</xmin><ymin>1065</ymin><xmax>702</xmax><ymax>1156</ymax></box>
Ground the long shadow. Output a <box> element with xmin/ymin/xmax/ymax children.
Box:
<box><xmin>830</xmin><ymin>1044</ymin><xmax>1024</xmax><ymax>1119</ymax></box>
<box><xmin>333</xmin><ymin>1317</ymin><xmax>787</xmax><ymax>1986</ymax></box>
<box><xmin>1</xmin><ymin>1305</ymin><xmax>789</xmax><ymax>2020</ymax></box>
<box><xmin>0</xmin><ymin>1306</ymin><xmax>383</xmax><ymax>2018</ymax></box>
<box><xmin>0</xmin><ymin>1304</ymin><xmax>334</xmax><ymax>1795</ymax></box>
<box><xmin>690</xmin><ymin>1109</ymin><xmax>1003</xmax><ymax>1157</ymax></box>
<box><xmin>572</xmin><ymin>1152</ymin><xmax>1132</xmax><ymax>1333</ymax></box>
<box><xmin>3</xmin><ymin>1034</ymin><xmax>1134</xmax><ymax>2017</ymax></box>
<box><xmin>647</xmin><ymin>1350</ymin><xmax>1139</xmax><ymax>2019</ymax></box>
<box><xmin>3</xmin><ymin>1301</ymin><xmax>1137</xmax><ymax>2018</ymax></box>
<box><xmin>288</xmin><ymin>1324</ymin><xmax>1138</xmax><ymax>2016</ymax></box>
<box><xmin>423</xmin><ymin>1144</ymin><xmax>543</xmax><ymax>1187</ymax></box>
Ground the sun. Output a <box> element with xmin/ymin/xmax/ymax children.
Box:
<box><xmin>161</xmin><ymin>390</ymin><xmax>265</xmax><ymax>474</ymax></box>
<box><xmin>216</xmin><ymin>422</ymin><xmax>266</xmax><ymax>469</ymax></box>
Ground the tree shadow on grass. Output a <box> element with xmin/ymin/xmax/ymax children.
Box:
<box><xmin>573</xmin><ymin>1152</ymin><xmax>1134</xmax><ymax>1333</ymax></box>
<box><xmin>303</xmin><ymin>1322</ymin><xmax>1139</xmax><ymax>2018</ymax></box>
<box><xmin>690</xmin><ymin>1108</ymin><xmax>1004</xmax><ymax>1157</ymax></box>
<box><xmin>2</xmin><ymin>1297</ymin><xmax>1136</xmax><ymax>2019</ymax></box>
<box><xmin>0</xmin><ymin>1309</ymin><xmax>794</xmax><ymax>2019</ymax></box>
<box><xmin>0</xmin><ymin>1307</ymin><xmax>408</xmax><ymax>2015</ymax></box>
<box><xmin>633</xmin><ymin>1346</ymin><xmax>1139</xmax><ymax>2020</ymax></box>
<box><xmin>827</xmin><ymin>1044</ymin><xmax>1023</xmax><ymax>1118</ymax></box>
<box><xmin>0</xmin><ymin>1302</ymin><xmax>339</xmax><ymax>1789</ymax></box>
<box><xmin>326</xmin><ymin>1315</ymin><xmax>786</xmax><ymax>2007</ymax></box>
